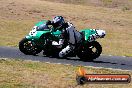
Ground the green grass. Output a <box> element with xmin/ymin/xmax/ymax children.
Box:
<box><xmin>0</xmin><ymin>58</ymin><xmax>132</xmax><ymax>88</ymax></box>
<box><xmin>0</xmin><ymin>20</ymin><xmax>35</xmax><ymax>47</ymax></box>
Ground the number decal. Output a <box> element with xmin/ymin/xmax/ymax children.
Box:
<box><xmin>29</xmin><ymin>26</ymin><xmax>37</xmax><ymax>36</ymax></box>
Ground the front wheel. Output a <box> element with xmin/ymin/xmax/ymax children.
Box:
<box><xmin>19</xmin><ymin>38</ymin><xmax>42</xmax><ymax>55</ymax></box>
<box><xmin>77</xmin><ymin>41</ymin><xmax>102</xmax><ymax>61</ymax></box>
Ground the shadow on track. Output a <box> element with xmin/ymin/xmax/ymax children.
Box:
<box><xmin>62</xmin><ymin>57</ymin><xmax>132</xmax><ymax>67</ymax></box>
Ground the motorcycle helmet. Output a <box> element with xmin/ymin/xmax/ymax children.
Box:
<box><xmin>52</xmin><ymin>16</ymin><xmax>65</xmax><ymax>28</ymax></box>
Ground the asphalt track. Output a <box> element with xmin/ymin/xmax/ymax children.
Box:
<box><xmin>0</xmin><ymin>46</ymin><xmax>132</xmax><ymax>71</ymax></box>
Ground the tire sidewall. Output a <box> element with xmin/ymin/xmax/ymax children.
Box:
<box><xmin>19</xmin><ymin>38</ymin><xmax>42</xmax><ymax>55</ymax></box>
<box><xmin>77</xmin><ymin>41</ymin><xmax>102</xmax><ymax>61</ymax></box>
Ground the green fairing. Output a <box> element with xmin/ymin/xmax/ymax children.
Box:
<box><xmin>25</xmin><ymin>20</ymin><xmax>62</xmax><ymax>40</ymax></box>
<box><xmin>26</xmin><ymin>20</ymin><xmax>97</xmax><ymax>42</ymax></box>
<box><xmin>80</xmin><ymin>29</ymin><xmax>96</xmax><ymax>41</ymax></box>
<box><xmin>51</xmin><ymin>30</ymin><xmax>61</xmax><ymax>37</ymax></box>
<box><xmin>26</xmin><ymin>31</ymin><xmax>50</xmax><ymax>40</ymax></box>
<box><xmin>26</xmin><ymin>20</ymin><xmax>49</xmax><ymax>40</ymax></box>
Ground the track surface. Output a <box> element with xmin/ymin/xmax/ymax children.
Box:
<box><xmin>0</xmin><ymin>46</ymin><xmax>132</xmax><ymax>71</ymax></box>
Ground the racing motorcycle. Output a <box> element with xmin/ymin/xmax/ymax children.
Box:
<box><xmin>19</xmin><ymin>20</ymin><xmax>106</xmax><ymax>61</ymax></box>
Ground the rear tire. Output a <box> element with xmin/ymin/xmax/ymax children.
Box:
<box><xmin>77</xmin><ymin>41</ymin><xmax>102</xmax><ymax>61</ymax></box>
<box><xmin>19</xmin><ymin>38</ymin><xmax>42</xmax><ymax>55</ymax></box>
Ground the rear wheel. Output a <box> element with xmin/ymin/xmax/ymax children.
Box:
<box><xmin>19</xmin><ymin>38</ymin><xmax>42</xmax><ymax>55</ymax></box>
<box><xmin>77</xmin><ymin>41</ymin><xmax>102</xmax><ymax>61</ymax></box>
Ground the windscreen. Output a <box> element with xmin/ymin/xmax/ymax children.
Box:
<box><xmin>36</xmin><ymin>24</ymin><xmax>50</xmax><ymax>31</ymax></box>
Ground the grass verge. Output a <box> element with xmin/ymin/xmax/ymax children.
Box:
<box><xmin>0</xmin><ymin>58</ymin><xmax>132</xmax><ymax>88</ymax></box>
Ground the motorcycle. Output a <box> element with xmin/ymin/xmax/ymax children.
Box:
<box><xmin>19</xmin><ymin>20</ymin><xmax>106</xmax><ymax>61</ymax></box>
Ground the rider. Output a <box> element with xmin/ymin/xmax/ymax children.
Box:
<box><xmin>46</xmin><ymin>16</ymin><xmax>82</xmax><ymax>58</ymax></box>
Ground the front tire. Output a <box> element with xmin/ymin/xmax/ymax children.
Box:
<box><xmin>77</xmin><ymin>41</ymin><xmax>102</xmax><ymax>61</ymax></box>
<box><xmin>19</xmin><ymin>38</ymin><xmax>42</xmax><ymax>55</ymax></box>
